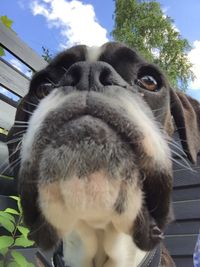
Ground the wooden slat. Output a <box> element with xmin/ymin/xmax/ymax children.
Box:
<box><xmin>164</xmin><ymin>234</ymin><xmax>198</xmax><ymax>256</ymax></box>
<box><xmin>173</xmin><ymin>200</ymin><xmax>200</xmax><ymax>220</ymax></box>
<box><xmin>0</xmin><ymin>100</ymin><xmax>16</xmax><ymax>130</ymax></box>
<box><xmin>174</xmin><ymin>174</ymin><xmax>200</xmax><ymax>188</ymax></box>
<box><xmin>0</xmin><ymin>58</ymin><xmax>29</xmax><ymax>97</ymax></box>
<box><xmin>173</xmin><ymin>156</ymin><xmax>200</xmax><ymax>188</ymax></box>
<box><xmin>0</xmin><ymin>195</ymin><xmax>17</xmax><ymax>210</ymax></box>
<box><xmin>172</xmin><ymin>257</ymin><xmax>193</xmax><ymax>267</ymax></box>
<box><xmin>0</xmin><ymin>22</ymin><xmax>47</xmax><ymax>71</ymax></box>
<box><xmin>165</xmin><ymin>220</ymin><xmax>200</xmax><ymax>235</ymax></box>
<box><xmin>172</xmin><ymin>186</ymin><xmax>200</xmax><ymax>201</ymax></box>
<box><xmin>0</xmin><ymin>92</ymin><xmax>19</xmax><ymax>108</ymax></box>
<box><xmin>0</xmin><ymin>142</ymin><xmax>9</xmax><ymax>174</ymax></box>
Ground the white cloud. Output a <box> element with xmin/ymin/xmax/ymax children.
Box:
<box><xmin>30</xmin><ymin>0</ymin><xmax>109</xmax><ymax>48</ymax></box>
<box><xmin>188</xmin><ymin>40</ymin><xmax>200</xmax><ymax>90</ymax></box>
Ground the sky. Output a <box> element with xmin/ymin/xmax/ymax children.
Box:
<box><xmin>1</xmin><ymin>0</ymin><xmax>200</xmax><ymax>101</ymax></box>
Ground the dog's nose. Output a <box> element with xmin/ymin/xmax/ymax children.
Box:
<box><xmin>62</xmin><ymin>61</ymin><xmax>127</xmax><ymax>91</ymax></box>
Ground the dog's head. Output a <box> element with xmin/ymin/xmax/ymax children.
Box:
<box><xmin>8</xmin><ymin>42</ymin><xmax>200</xmax><ymax>251</ymax></box>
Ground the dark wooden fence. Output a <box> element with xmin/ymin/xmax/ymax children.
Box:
<box><xmin>165</xmin><ymin>136</ymin><xmax>200</xmax><ymax>266</ymax></box>
<box><xmin>0</xmin><ymin>21</ymin><xmax>200</xmax><ymax>267</ymax></box>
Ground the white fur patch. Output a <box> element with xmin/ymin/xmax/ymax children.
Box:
<box><xmin>39</xmin><ymin>170</ymin><xmax>143</xmax><ymax>267</ymax></box>
<box><xmin>62</xmin><ymin>222</ymin><xmax>147</xmax><ymax>267</ymax></box>
<box><xmin>118</xmin><ymin>93</ymin><xmax>171</xmax><ymax>168</ymax></box>
<box><xmin>96</xmin><ymin>89</ymin><xmax>171</xmax><ymax>169</ymax></box>
<box><xmin>21</xmin><ymin>90</ymin><xmax>83</xmax><ymax>162</ymax></box>
<box><xmin>86</xmin><ymin>46</ymin><xmax>102</xmax><ymax>62</ymax></box>
<box><xmin>38</xmin><ymin>171</ymin><xmax>142</xmax><ymax>232</ymax></box>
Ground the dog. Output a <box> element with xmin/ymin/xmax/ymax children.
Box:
<box><xmin>7</xmin><ymin>42</ymin><xmax>200</xmax><ymax>267</ymax></box>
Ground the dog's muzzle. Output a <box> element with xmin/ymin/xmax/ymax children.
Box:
<box><xmin>19</xmin><ymin>60</ymin><xmax>172</xmax><ymax>250</ymax></box>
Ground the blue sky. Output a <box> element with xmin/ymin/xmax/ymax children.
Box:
<box><xmin>1</xmin><ymin>0</ymin><xmax>200</xmax><ymax>101</ymax></box>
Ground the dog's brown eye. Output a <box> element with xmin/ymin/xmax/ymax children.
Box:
<box><xmin>35</xmin><ymin>83</ymin><xmax>54</xmax><ymax>99</ymax></box>
<box><xmin>136</xmin><ymin>75</ymin><xmax>158</xmax><ymax>91</ymax></box>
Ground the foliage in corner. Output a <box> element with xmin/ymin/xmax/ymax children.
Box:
<box><xmin>42</xmin><ymin>46</ymin><xmax>53</xmax><ymax>63</ymax></box>
<box><xmin>0</xmin><ymin>196</ymin><xmax>35</xmax><ymax>267</ymax></box>
<box><xmin>112</xmin><ymin>0</ymin><xmax>194</xmax><ymax>91</ymax></box>
<box><xmin>0</xmin><ymin>15</ymin><xmax>13</xmax><ymax>57</ymax></box>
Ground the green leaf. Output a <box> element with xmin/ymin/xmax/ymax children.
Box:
<box><xmin>0</xmin><ymin>236</ymin><xmax>14</xmax><ymax>249</ymax></box>
<box><xmin>0</xmin><ymin>46</ymin><xmax>5</xmax><ymax>57</ymax></box>
<box><xmin>10</xmin><ymin>196</ymin><xmax>19</xmax><ymax>201</ymax></box>
<box><xmin>0</xmin><ymin>15</ymin><xmax>13</xmax><ymax>28</ymax></box>
<box><xmin>26</xmin><ymin>263</ymin><xmax>35</xmax><ymax>267</ymax></box>
<box><xmin>17</xmin><ymin>200</ymin><xmax>22</xmax><ymax>214</ymax></box>
<box><xmin>14</xmin><ymin>236</ymin><xmax>34</xmax><ymax>248</ymax></box>
<box><xmin>0</xmin><ymin>216</ymin><xmax>15</xmax><ymax>233</ymax></box>
<box><xmin>4</xmin><ymin>208</ymin><xmax>19</xmax><ymax>215</ymax></box>
<box><xmin>0</xmin><ymin>247</ymin><xmax>8</xmax><ymax>256</ymax></box>
<box><xmin>0</xmin><ymin>211</ymin><xmax>15</xmax><ymax>223</ymax></box>
<box><xmin>10</xmin><ymin>196</ymin><xmax>22</xmax><ymax>214</ymax></box>
<box><xmin>0</xmin><ymin>260</ymin><xmax>4</xmax><ymax>267</ymax></box>
<box><xmin>17</xmin><ymin>226</ymin><xmax>29</xmax><ymax>238</ymax></box>
<box><xmin>11</xmin><ymin>251</ymin><xmax>27</xmax><ymax>267</ymax></box>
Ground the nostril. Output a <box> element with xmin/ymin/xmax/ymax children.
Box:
<box><xmin>67</xmin><ymin>65</ymin><xmax>82</xmax><ymax>86</ymax></box>
<box><xmin>99</xmin><ymin>68</ymin><xmax>113</xmax><ymax>86</ymax></box>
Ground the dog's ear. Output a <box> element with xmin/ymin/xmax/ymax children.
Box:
<box><xmin>170</xmin><ymin>89</ymin><xmax>200</xmax><ymax>163</ymax></box>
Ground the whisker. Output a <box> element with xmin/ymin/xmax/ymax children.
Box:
<box><xmin>14</xmin><ymin>121</ymin><xmax>29</xmax><ymax>125</ymax></box>
<box><xmin>174</xmin><ymin>167</ymin><xmax>199</xmax><ymax>172</ymax></box>
<box><xmin>62</xmin><ymin>67</ymin><xmax>68</xmax><ymax>72</ymax></box>
<box><xmin>9</xmin><ymin>160</ymin><xmax>21</xmax><ymax>172</ymax></box>
<box><xmin>170</xmin><ymin>149</ymin><xmax>193</xmax><ymax>171</ymax></box>
<box><xmin>13</xmin><ymin>130</ymin><xmax>27</xmax><ymax>137</ymax></box>
<box><xmin>154</xmin><ymin>110</ymin><xmax>169</xmax><ymax>120</ymax></box>
<box><xmin>151</xmin><ymin>107</ymin><xmax>165</xmax><ymax>112</ymax></box>
<box><xmin>168</xmin><ymin>141</ymin><xmax>187</xmax><ymax>157</ymax></box>
<box><xmin>170</xmin><ymin>157</ymin><xmax>194</xmax><ymax>173</ymax></box>
<box><xmin>11</xmin><ymin>125</ymin><xmax>28</xmax><ymax>128</ymax></box>
<box><xmin>0</xmin><ymin>157</ymin><xmax>20</xmax><ymax>175</ymax></box>
<box><xmin>46</xmin><ymin>78</ymin><xmax>57</xmax><ymax>86</ymax></box>
<box><xmin>6</xmin><ymin>138</ymin><xmax>22</xmax><ymax>145</ymax></box>
<box><xmin>24</xmin><ymin>100</ymin><xmax>38</xmax><ymax>107</ymax></box>
<box><xmin>22</xmin><ymin>108</ymin><xmax>33</xmax><ymax>115</ymax></box>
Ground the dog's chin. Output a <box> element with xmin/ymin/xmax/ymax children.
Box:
<box><xmin>27</xmin><ymin>114</ymin><xmax>144</xmax><ymax>235</ymax></box>
<box><xmin>38</xmin><ymin>114</ymin><xmax>137</xmax><ymax>182</ymax></box>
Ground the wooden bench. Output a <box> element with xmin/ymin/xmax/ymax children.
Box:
<box><xmin>0</xmin><ymin>21</ymin><xmax>200</xmax><ymax>267</ymax></box>
<box><xmin>0</xmin><ymin>21</ymin><xmax>47</xmax><ymax>174</ymax></box>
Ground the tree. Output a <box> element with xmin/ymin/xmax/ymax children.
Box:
<box><xmin>112</xmin><ymin>0</ymin><xmax>194</xmax><ymax>91</ymax></box>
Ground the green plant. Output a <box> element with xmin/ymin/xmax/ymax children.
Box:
<box><xmin>0</xmin><ymin>196</ymin><xmax>35</xmax><ymax>267</ymax></box>
<box><xmin>42</xmin><ymin>46</ymin><xmax>53</xmax><ymax>63</ymax></box>
<box><xmin>0</xmin><ymin>16</ymin><xmax>13</xmax><ymax>57</ymax></box>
